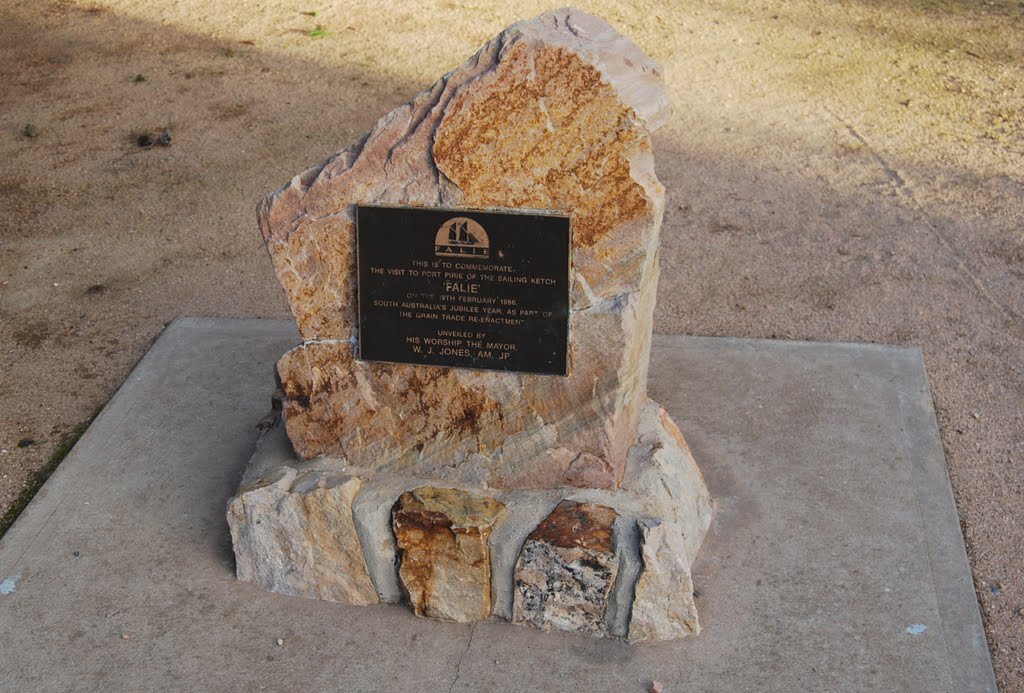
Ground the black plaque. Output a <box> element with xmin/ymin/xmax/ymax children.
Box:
<box><xmin>357</xmin><ymin>205</ymin><xmax>570</xmax><ymax>375</ymax></box>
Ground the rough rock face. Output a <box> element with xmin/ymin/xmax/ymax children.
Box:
<box><xmin>227</xmin><ymin>468</ymin><xmax>378</xmax><ymax>605</ymax></box>
<box><xmin>227</xmin><ymin>397</ymin><xmax>714</xmax><ymax>639</ymax></box>
<box><xmin>622</xmin><ymin>402</ymin><xmax>714</xmax><ymax>565</ymax></box>
<box><xmin>392</xmin><ymin>487</ymin><xmax>506</xmax><ymax>622</ymax></box>
<box><xmin>232</xmin><ymin>8</ymin><xmax>714</xmax><ymax>641</ymax></box>
<box><xmin>511</xmin><ymin>500</ymin><xmax>619</xmax><ymax>635</ymax></box>
<box><xmin>629</xmin><ymin>520</ymin><xmax>700</xmax><ymax>641</ymax></box>
<box><xmin>263</xmin><ymin>7</ymin><xmax>670</xmax><ymax>490</ymax></box>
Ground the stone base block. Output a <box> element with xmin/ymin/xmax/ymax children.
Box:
<box><xmin>393</xmin><ymin>487</ymin><xmax>506</xmax><ymax>622</ymax></box>
<box><xmin>512</xmin><ymin>500</ymin><xmax>620</xmax><ymax>637</ymax></box>
<box><xmin>227</xmin><ymin>398</ymin><xmax>713</xmax><ymax>641</ymax></box>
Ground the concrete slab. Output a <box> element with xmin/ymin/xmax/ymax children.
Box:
<box><xmin>0</xmin><ymin>318</ymin><xmax>995</xmax><ymax>692</ymax></box>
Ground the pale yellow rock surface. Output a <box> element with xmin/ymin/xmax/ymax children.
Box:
<box><xmin>623</xmin><ymin>400</ymin><xmax>714</xmax><ymax>564</ymax></box>
<box><xmin>227</xmin><ymin>401</ymin><xmax>712</xmax><ymax>639</ymax></box>
<box><xmin>232</xmin><ymin>7</ymin><xmax>713</xmax><ymax>641</ymax></box>
<box><xmin>392</xmin><ymin>487</ymin><xmax>506</xmax><ymax>622</ymax></box>
<box><xmin>265</xmin><ymin>7</ymin><xmax>669</xmax><ymax>490</ymax></box>
<box><xmin>629</xmin><ymin>520</ymin><xmax>700</xmax><ymax>642</ymax></box>
<box><xmin>227</xmin><ymin>469</ymin><xmax>378</xmax><ymax>605</ymax></box>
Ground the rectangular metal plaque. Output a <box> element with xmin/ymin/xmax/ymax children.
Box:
<box><xmin>356</xmin><ymin>205</ymin><xmax>570</xmax><ymax>375</ymax></box>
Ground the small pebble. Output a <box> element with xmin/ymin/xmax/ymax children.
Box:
<box><xmin>156</xmin><ymin>130</ymin><xmax>172</xmax><ymax>146</ymax></box>
<box><xmin>121</xmin><ymin>633</ymin><xmax>129</xmax><ymax>640</ymax></box>
<box><xmin>650</xmin><ymin>681</ymin><xmax>664</xmax><ymax>693</ymax></box>
<box><xmin>276</xmin><ymin>638</ymin><xmax>284</xmax><ymax>646</ymax></box>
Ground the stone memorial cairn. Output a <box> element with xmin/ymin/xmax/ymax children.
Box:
<box><xmin>228</xmin><ymin>8</ymin><xmax>712</xmax><ymax>641</ymax></box>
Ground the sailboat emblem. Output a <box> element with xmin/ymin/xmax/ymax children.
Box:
<box><xmin>435</xmin><ymin>217</ymin><xmax>490</xmax><ymax>259</ymax></box>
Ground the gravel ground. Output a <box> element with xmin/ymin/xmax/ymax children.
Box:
<box><xmin>1</xmin><ymin>1</ymin><xmax>1021</xmax><ymax>688</ymax></box>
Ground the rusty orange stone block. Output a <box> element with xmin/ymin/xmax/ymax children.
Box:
<box><xmin>392</xmin><ymin>487</ymin><xmax>506</xmax><ymax>622</ymax></box>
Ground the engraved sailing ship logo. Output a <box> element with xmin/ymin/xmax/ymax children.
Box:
<box><xmin>435</xmin><ymin>217</ymin><xmax>489</xmax><ymax>259</ymax></box>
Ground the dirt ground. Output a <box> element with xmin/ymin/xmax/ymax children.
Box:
<box><xmin>1</xmin><ymin>0</ymin><xmax>1021</xmax><ymax>688</ymax></box>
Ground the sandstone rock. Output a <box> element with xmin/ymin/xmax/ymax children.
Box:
<box><xmin>233</xmin><ymin>8</ymin><xmax>715</xmax><ymax>642</ymax></box>
<box><xmin>629</xmin><ymin>519</ymin><xmax>700</xmax><ymax>641</ymax></box>
<box><xmin>392</xmin><ymin>487</ymin><xmax>506</xmax><ymax>622</ymax></box>
<box><xmin>229</xmin><ymin>409</ymin><xmax>714</xmax><ymax>640</ymax></box>
<box><xmin>512</xmin><ymin>500</ymin><xmax>619</xmax><ymax>635</ymax></box>
<box><xmin>227</xmin><ymin>468</ymin><xmax>378</xmax><ymax>605</ymax></box>
<box><xmin>262</xmin><ymin>7</ymin><xmax>670</xmax><ymax>489</ymax></box>
<box><xmin>622</xmin><ymin>400</ymin><xmax>714</xmax><ymax>564</ymax></box>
